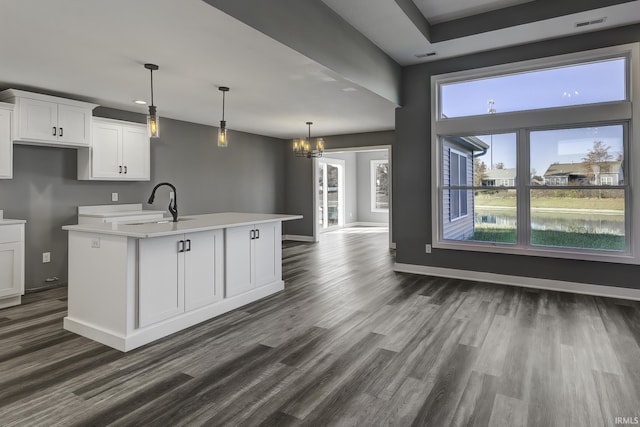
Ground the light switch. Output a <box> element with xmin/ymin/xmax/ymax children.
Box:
<box><xmin>112</xmin><ymin>192</ymin><xmax>119</xmax><ymax>202</ymax></box>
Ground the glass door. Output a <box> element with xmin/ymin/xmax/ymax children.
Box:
<box><xmin>318</xmin><ymin>158</ymin><xmax>345</xmax><ymax>231</ymax></box>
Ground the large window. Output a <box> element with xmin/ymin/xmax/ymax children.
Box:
<box><xmin>432</xmin><ymin>44</ymin><xmax>639</xmax><ymax>263</ymax></box>
<box><xmin>371</xmin><ymin>159</ymin><xmax>389</xmax><ymax>212</ymax></box>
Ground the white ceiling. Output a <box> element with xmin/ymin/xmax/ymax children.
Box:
<box><xmin>1</xmin><ymin>0</ymin><xmax>640</xmax><ymax>140</ymax></box>
<box><xmin>0</xmin><ymin>0</ymin><xmax>396</xmax><ymax>139</ymax></box>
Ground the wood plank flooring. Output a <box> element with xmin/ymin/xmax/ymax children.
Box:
<box><xmin>1</xmin><ymin>226</ymin><xmax>639</xmax><ymax>426</ymax></box>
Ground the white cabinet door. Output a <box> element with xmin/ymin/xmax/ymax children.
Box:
<box><xmin>121</xmin><ymin>125</ymin><xmax>150</xmax><ymax>180</ymax></box>
<box><xmin>57</xmin><ymin>103</ymin><xmax>91</xmax><ymax>146</ymax></box>
<box><xmin>18</xmin><ymin>97</ymin><xmax>57</xmax><ymax>142</ymax></box>
<box><xmin>254</xmin><ymin>222</ymin><xmax>279</xmax><ymax>287</ymax></box>
<box><xmin>185</xmin><ymin>230</ymin><xmax>223</xmax><ymax>311</ymax></box>
<box><xmin>0</xmin><ymin>107</ymin><xmax>12</xmax><ymax>179</ymax></box>
<box><xmin>225</xmin><ymin>225</ymin><xmax>254</xmax><ymax>298</ymax></box>
<box><xmin>138</xmin><ymin>235</ymin><xmax>185</xmax><ymax>328</ymax></box>
<box><xmin>0</xmin><ymin>241</ymin><xmax>21</xmax><ymax>298</ymax></box>
<box><xmin>91</xmin><ymin>122</ymin><xmax>121</xmax><ymax>178</ymax></box>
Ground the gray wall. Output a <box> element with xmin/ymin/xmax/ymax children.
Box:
<box><xmin>395</xmin><ymin>23</ymin><xmax>640</xmax><ymax>289</ymax></box>
<box><xmin>284</xmin><ymin>130</ymin><xmax>395</xmax><ymax>236</ymax></box>
<box><xmin>356</xmin><ymin>150</ymin><xmax>389</xmax><ymax>224</ymax></box>
<box><xmin>0</xmin><ymin>107</ymin><xmax>286</xmax><ymax>290</ymax></box>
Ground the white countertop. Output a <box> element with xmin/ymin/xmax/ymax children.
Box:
<box><xmin>63</xmin><ymin>212</ymin><xmax>302</xmax><ymax>238</ymax></box>
<box><xmin>0</xmin><ymin>219</ymin><xmax>26</xmax><ymax>225</ymax></box>
<box><xmin>77</xmin><ymin>204</ymin><xmax>165</xmax><ymax>219</ymax></box>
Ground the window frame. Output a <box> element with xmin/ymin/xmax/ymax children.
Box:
<box><xmin>447</xmin><ymin>148</ymin><xmax>469</xmax><ymax>221</ymax></box>
<box><xmin>370</xmin><ymin>159</ymin><xmax>389</xmax><ymax>213</ymax></box>
<box><xmin>430</xmin><ymin>43</ymin><xmax>640</xmax><ymax>264</ymax></box>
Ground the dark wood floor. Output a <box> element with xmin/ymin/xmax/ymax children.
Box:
<box><xmin>1</xmin><ymin>227</ymin><xmax>639</xmax><ymax>426</ymax></box>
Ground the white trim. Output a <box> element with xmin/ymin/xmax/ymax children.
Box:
<box><xmin>393</xmin><ymin>263</ymin><xmax>640</xmax><ymax>301</ymax></box>
<box><xmin>283</xmin><ymin>234</ymin><xmax>315</xmax><ymax>242</ymax></box>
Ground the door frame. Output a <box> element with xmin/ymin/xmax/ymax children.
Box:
<box><xmin>312</xmin><ymin>145</ymin><xmax>393</xmax><ymax>249</ymax></box>
<box><xmin>316</xmin><ymin>157</ymin><xmax>346</xmax><ymax>234</ymax></box>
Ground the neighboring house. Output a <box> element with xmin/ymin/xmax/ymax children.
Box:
<box><xmin>443</xmin><ymin>136</ymin><xmax>490</xmax><ymax>240</ymax></box>
<box><xmin>482</xmin><ymin>168</ymin><xmax>517</xmax><ymax>187</ymax></box>
<box><xmin>543</xmin><ymin>161</ymin><xmax>623</xmax><ymax>185</ymax></box>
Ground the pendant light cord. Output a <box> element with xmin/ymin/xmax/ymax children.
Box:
<box><xmin>222</xmin><ymin>90</ymin><xmax>225</xmax><ymax>121</ymax></box>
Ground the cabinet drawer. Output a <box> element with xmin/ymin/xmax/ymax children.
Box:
<box><xmin>0</xmin><ymin>225</ymin><xmax>21</xmax><ymax>243</ymax></box>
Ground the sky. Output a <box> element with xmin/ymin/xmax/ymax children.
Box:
<box><xmin>440</xmin><ymin>57</ymin><xmax>626</xmax><ymax>178</ymax></box>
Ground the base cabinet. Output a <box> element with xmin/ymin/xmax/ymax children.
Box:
<box><xmin>225</xmin><ymin>222</ymin><xmax>280</xmax><ymax>298</ymax></box>
<box><xmin>138</xmin><ymin>229</ymin><xmax>223</xmax><ymax>327</ymax></box>
<box><xmin>0</xmin><ymin>223</ymin><xmax>25</xmax><ymax>308</ymax></box>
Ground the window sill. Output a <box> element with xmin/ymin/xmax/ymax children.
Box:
<box><xmin>433</xmin><ymin>240</ymin><xmax>637</xmax><ymax>264</ymax></box>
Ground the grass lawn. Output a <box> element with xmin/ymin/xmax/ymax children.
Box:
<box><xmin>474</xmin><ymin>196</ymin><xmax>623</xmax><ymax>210</ymax></box>
<box><xmin>470</xmin><ymin>227</ymin><xmax>625</xmax><ymax>250</ymax></box>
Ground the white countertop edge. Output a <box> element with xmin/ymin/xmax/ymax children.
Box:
<box><xmin>0</xmin><ymin>219</ymin><xmax>27</xmax><ymax>225</ymax></box>
<box><xmin>63</xmin><ymin>212</ymin><xmax>303</xmax><ymax>238</ymax></box>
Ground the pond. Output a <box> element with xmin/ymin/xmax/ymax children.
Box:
<box><xmin>475</xmin><ymin>207</ymin><xmax>625</xmax><ymax>236</ymax></box>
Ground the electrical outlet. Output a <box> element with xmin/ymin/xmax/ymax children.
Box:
<box><xmin>91</xmin><ymin>238</ymin><xmax>101</xmax><ymax>248</ymax></box>
<box><xmin>111</xmin><ymin>192</ymin><xmax>119</xmax><ymax>202</ymax></box>
<box><xmin>425</xmin><ymin>244</ymin><xmax>432</xmax><ymax>254</ymax></box>
<box><xmin>42</xmin><ymin>252</ymin><xmax>51</xmax><ymax>263</ymax></box>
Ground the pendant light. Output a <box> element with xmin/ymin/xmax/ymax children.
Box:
<box><xmin>218</xmin><ymin>86</ymin><xmax>229</xmax><ymax>147</ymax></box>
<box><xmin>144</xmin><ymin>63</ymin><xmax>160</xmax><ymax>138</ymax></box>
<box><xmin>293</xmin><ymin>121</ymin><xmax>324</xmax><ymax>158</ymax></box>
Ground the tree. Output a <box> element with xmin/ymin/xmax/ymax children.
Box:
<box><xmin>495</xmin><ymin>162</ymin><xmax>505</xmax><ymax>169</ymax></box>
<box><xmin>473</xmin><ymin>158</ymin><xmax>487</xmax><ymax>187</ymax></box>
<box><xmin>582</xmin><ymin>140</ymin><xmax>612</xmax><ymax>182</ymax></box>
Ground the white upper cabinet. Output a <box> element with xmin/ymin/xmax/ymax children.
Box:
<box><xmin>0</xmin><ymin>103</ymin><xmax>13</xmax><ymax>179</ymax></box>
<box><xmin>0</xmin><ymin>89</ymin><xmax>97</xmax><ymax>147</ymax></box>
<box><xmin>77</xmin><ymin>117</ymin><xmax>150</xmax><ymax>181</ymax></box>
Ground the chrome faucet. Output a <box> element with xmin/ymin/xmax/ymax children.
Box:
<box><xmin>147</xmin><ymin>182</ymin><xmax>178</xmax><ymax>222</ymax></box>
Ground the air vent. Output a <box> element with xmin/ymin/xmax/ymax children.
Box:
<box><xmin>415</xmin><ymin>52</ymin><xmax>437</xmax><ymax>58</ymax></box>
<box><xmin>575</xmin><ymin>17</ymin><xmax>606</xmax><ymax>28</ymax></box>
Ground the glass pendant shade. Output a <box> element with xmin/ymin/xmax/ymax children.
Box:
<box><xmin>147</xmin><ymin>105</ymin><xmax>159</xmax><ymax>138</ymax></box>
<box><xmin>218</xmin><ymin>121</ymin><xmax>228</xmax><ymax>148</ymax></box>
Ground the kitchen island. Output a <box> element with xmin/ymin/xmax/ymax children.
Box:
<box><xmin>62</xmin><ymin>212</ymin><xmax>301</xmax><ymax>351</ymax></box>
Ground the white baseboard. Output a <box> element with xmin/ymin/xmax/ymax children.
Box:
<box><xmin>393</xmin><ymin>263</ymin><xmax>640</xmax><ymax>301</ymax></box>
<box><xmin>283</xmin><ymin>234</ymin><xmax>315</xmax><ymax>242</ymax></box>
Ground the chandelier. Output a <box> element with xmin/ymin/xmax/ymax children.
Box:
<box><xmin>293</xmin><ymin>121</ymin><xmax>324</xmax><ymax>158</ymax></box>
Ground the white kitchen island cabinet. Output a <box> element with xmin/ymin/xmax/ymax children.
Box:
<box><xmin>138</xmin><ymin>229</ymin><xmax>224</xmax><ymax>327</ymax></box>
<box><xmin>225</xmin><ymin>222</ymin><xmax>280</xmax><ymax>298</ymax></box>
<box><xmin>62</xmin><ymin>213</ymin><xmax>301</xmax><ymax>351</ymax></box>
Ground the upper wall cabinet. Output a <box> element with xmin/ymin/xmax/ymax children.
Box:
<box><xmin>0</xmin><ymin>89</ymin><xmax>97</xmax><ymax>148</ymax></box>
<box><xmin>77</xmin><ymin>117</ymin><xmax>150</xmax><ymax>181</ymax></box>
<box><xmin>0</xmin><ymin>103</ymin><xmax>13</xmax><ymax>179</ymax></box>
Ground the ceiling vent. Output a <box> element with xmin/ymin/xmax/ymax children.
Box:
<box><xmin>575</xmin><ymin>17</ymin><xmax>607</xmax><ymax>28</ymax></box>
<box><xmin>415</xmin><ymin>52</ymin><xmax>437</xmax><ymax>58</ymax></box>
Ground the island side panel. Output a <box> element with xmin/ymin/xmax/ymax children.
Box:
<box><xmin>65</xmin><ymin>231</ymin><xmax>132</xmax><ymax>346</ymax></box>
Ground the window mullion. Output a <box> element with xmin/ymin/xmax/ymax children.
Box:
<box><xmin>518</xmin><ymin>129</ymin><xmax>531</xmax><ymax>247</ymax></box>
